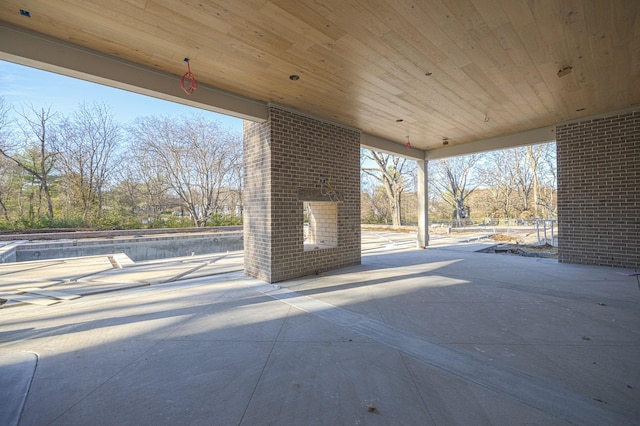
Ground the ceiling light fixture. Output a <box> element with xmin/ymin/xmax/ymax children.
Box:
<box><xmin>180</xmin><ymin>58</ymin><xmax>197</xmax><ymax>95</ymax></box>
<box><xmin>425</xmin><ymin>71</ymin><xmax>433</xmax><ymax>76</ymax></box>
<box><xmin>289</xmin><ymin>74</ymin><xmax>300</xmax><ymax>81</ymax></box>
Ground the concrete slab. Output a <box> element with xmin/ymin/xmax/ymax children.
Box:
<box><xmin>17</xmin><ymin>288</ymin><xmax>81</xmax><ymax>300</ymax></box>
<box><xmin>0</xmin><ymin>292</ymin><xmax>60</xmax><ymax>306</ymax></box>
<box><xmin>0</xmin><ymin>252</ymin><xmax>244</xmax><ymax>303</ymax></box>
<box><xmin>0</xmin><ymin>351</ymin><xmax>37</xmax><ymax>426</ymax></box>
<box><xmin>0</xmin><ymin>242</ymin><xmax>638</xmax><ymax>425</ymax></box>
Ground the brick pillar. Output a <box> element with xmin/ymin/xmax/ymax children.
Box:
<box><xmin>243</xmin><ymin>106</ymin><xmax>361</xmax><ymax>282</ymax></box>
<box><xmin>556</xmin><ymin>109</ymin><xmax>639</xmax><ymax>269</ymax></box>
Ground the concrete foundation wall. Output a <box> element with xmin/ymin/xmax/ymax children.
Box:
<box><xmin>244</xmin><ymin>106</ymin><xmax>361</xmax><ymax>282</ymax></box>
<box><xmin>11</xmin><ymin>233</ymin><xmax>243</xmax><ymax>262</ymax></box>
<box><xmin>556</xmin><ymin>110</ymin><xmax>639</xmax><ymax>269</ymax></box>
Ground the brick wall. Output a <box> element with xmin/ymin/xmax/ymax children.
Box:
<box><xmin>243</xmin><ymin>118</ymin><xmax>272</xmax><ymax>281</ymax></box>
<box><xmin>244</xmin><ymin>106</ymin><xmax>361</xmax><ymax>282</ymax></box>
<box><xmin>556</xmin><ymin>110</ymin><xmax>639</xmax><ymax>269</ymax></box>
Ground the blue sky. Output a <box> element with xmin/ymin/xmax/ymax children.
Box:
<box><xmin>0</xmin><ymin>60</ymin><xmax>243</xmax><ymax>133</ymax></box>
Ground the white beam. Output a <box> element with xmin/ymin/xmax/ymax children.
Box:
<box><xmin>360</xmin><ymin>133</ymin><xmax>426</xmax><ymax>160</ymax></box>
<box><xmin>0</xmin><ymin>23</ymin><xmax>268</xmax><ymax>122</ymax></box>
<box><xmin>426</xmin><ymin>126</ymin><xmax>556</xmax><ymax>160</ymax></box>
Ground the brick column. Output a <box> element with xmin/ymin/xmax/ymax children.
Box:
<box><xmin>243</xmin><ymin>106</ymin><xmax>361</xmax><ymax>282</ymax></box>
<box><xmin>556</xmin><ymin>109</ymin><xmax>639</xmax><ymax>269</ymax></box>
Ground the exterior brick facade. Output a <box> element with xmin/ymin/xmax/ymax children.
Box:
<box><xmin>556</xmin><ymin>110</ymin><xmax>639</xmax><ymax>269</ymax></box>
<box><xmin>243</xmin><ymin>106</ymin><xmax>361</xmax><ymax>282</ymax></box>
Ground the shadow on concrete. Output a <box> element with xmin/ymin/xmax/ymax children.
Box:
<box><xmin>1</xmin><ymin>242</ymin><xmax>639</xmax><ymax>425</ymax></box>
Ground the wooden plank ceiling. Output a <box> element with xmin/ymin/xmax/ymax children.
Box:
<box><xmin>1</xmin><ymin>0</ymin><xmax>639</xmax><ymax>151</ymax></box>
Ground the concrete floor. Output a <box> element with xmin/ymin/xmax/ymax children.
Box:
<box><xmin>1</xmin><ymin>233</ymin><xmax>639</xmax><ymax>425</ymax></box>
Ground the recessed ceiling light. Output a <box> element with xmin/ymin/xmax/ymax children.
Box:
<box><xmin>289</xmin><ymin>74</ymin><xmax>300</xmax><ymax>81</ymax></box>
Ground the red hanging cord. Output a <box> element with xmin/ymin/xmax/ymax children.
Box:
<box><xmin>180</xmin><ymin>58</ymin><xmax>198</xmax><ymax>95</ymax></box>
<box><xmin>406</xmin><ymin>135</ymin><xmax>412</xmax><ymax>150</ymax></box>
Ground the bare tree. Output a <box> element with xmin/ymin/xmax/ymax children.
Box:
<box><xmin>486</xmin><ymin>144</ymin><xmax>556</xmax><ymax>219</ymax></box>
<box><xmin>486</xmin><ymin>148</ymin><xmax>532</xmax><ymax>217</ymax></box>
<box><xmin>0</xmin><ymin>98</ymin><xmax>11</xmax><ymax>220</ymax></box>
<box><xmin>130</xmin><ymin>115</ymin><xmax>242</xmax><ymax>227</ymax></box>
<box><xmin>0</xmin><ymin>105</ymin><xmax>58</xmax><ymax>219</ymax></box>
<box><xmin>0</xmin><ymin>101</ymin><xmax>20</xmax><ymax>221</ymax></box>
<box><xmin>135</xmin><ymin>151</ymin><xmax>172</xmax><ymax>219</ymax></box>
<box><xmin>429</xmin><ymin>154</ymin><xmax>484</xmax><ymax>226</ymax></box>
<box><xmin>0</xmin><ymin>156</ymin><xmax>22</xmax><ymax>221</ymax></box>
<box><xmin>361</xmin><ymin>149</ymin><xmax>414</xmax><ymax>226</ymax></box>
<box><xmin>54</xmin><ymin>102</ymin><xmax>121</xmax><ymax>221</ymax></box>
<box><xmin>534</xmin><ymin>142</ymin><xmax>557</xmax><ymax>217</ymax></box>
<box><xmin>0</xmin><ymin>97</ymin><xmax>9</xmax><ymax>142</ymax></box>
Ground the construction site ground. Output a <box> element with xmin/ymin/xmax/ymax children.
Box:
<box><xmin>2</xmin><ymin>229</ymin><xmax>638</xmax><ymax>425</ymax></box>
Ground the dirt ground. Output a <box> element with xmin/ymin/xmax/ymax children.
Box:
<box><xmin>485</xmin><ymin>233</ymin><xmax>558</xmax><ymax>258</ymax></box>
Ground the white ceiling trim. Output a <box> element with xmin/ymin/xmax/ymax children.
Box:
<box><xmin>426</xmin><ymin>126</ymin><xmax>557</xmax><ymax>160</ymax></box>
<box><xmin>0</xmin><ymin>23</ymin><xmax>268</xmax><ymax>122</ymax></box>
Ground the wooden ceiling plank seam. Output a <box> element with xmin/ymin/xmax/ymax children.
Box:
<box><xmin>66</xmin><ymin>28</ymin><xmax>173</xmax><ymax>70</ymax></box>
<box><xmin>31</xmin><ymin>0</ymin><xmax>224</xmax><ymax>72</ymax></box>
<box><xmin>484</xmin><ymin>24</ymin><xmax>549</xmax><ymax>120</ymax></box>
<box><xmin>250</xmin><ymin>52</ymin><xmax>416</xmax><ymax>136</ymax></box>
<box><xmin>146</xmin><ymin>0</ymin><xmax>233</xmax><ymax>36</ymax></box>
<box><xmin>541</xmin><ymin>67</ymin><xmax>581</xmax><ymax>121</ymax></box>
<box><xmin>471</xmin><ymin>0</ymin><xmax>511</xmax><ymax>31</ymax></box>
<box><xmin>521</xmin><ymin>1</ymin><xmax>580</xmax><ymax>120</ymax></box>
<box><xmin>376</xmin><ymin>79</ymin><xmax>490</xmax><ymax>145</ymax></box>
<box><xmin>526</xmin><ymin>0</ymin><xmax>570</xmax><ymax>68</ymax></box>
<box><xmin>470</xmin><ymin>28</ymin><xmax>550</xmax><ymax>122</ymax></box>
<box><xmin>432</xmin><ymin>58</ymin><xmax>500</xmax><ymax>110</ymax></box>
<box><xmin>428</xmin><ymin>1</ymin><xmax>523</xmax><ymax>103</ymax></box>
<box><xmin>349</xmin><ymin>88</ymin><xmax>473</xmax><ymax>149</ymax></box>
<box><xmin>582</xmin><ymin>1</ymin><xmax>615</xmax><ymax>112</ymax></box>
<box><xmin>379</xmin><ymin>31</ymin><xmax>440</xmax><ymax>81</ymax></box>
<box><xmin>66</xmin><ymin>0</ymin><xmax>206</xmax><ymax>46</ymax></box>
<box><xmin>498</xmin><ymin>0</ymin><xmax>557</xmax><ymax>92</ymax></box>
<box><xmin>558</xmin><ymin>0</ymin><xmax>603</xmax><ymax>114</ymax></box>
<box><xmin>389</xmin><ymin>71</ymin><xmax>508</xmax><ymax>135</ymax></box>
<box><xmin>310</xmin><ymin>34</ymin><xmax>404</xmax><ymax>95</ymax></box>
<box><xmin>336</xmin><ymin>25</ymin><xmax>496</xmax><ymax>131</ymax></box>
<box><xmin>258</xmin><ymin>2</ymin><xmax>338</xmax><ymax>50</ymax></box>
<box><xmin>407</xmin><ymin>0</ymin><xmax>474</xmax><ymax>64</ymax></box>
<box><xmin>440</xmin><ymin>0</ymin><xmax>492</xmax><ymax>40</ymax></box>
<box><xmin>318</xmin><ymin>22</ymin><xmax>516</xmax><ymax>146</ymax></box>
<box><xmin>268</xmin><ymin>0</ymin><xmax>347</xmax><ymax>41</ymax></box>
<box><xmin>390</xmin><ymin>90</ymin><xmax>479</xmax><ymax>136</ymax></box>
<box><xmin>343</xmin><ymin>0</ymin><xmax>393</xmax><ymax>39</ymax></box>
<box><xmin>355</xmin><ymin>0</ymin><xmax>448</xmax><ymax>65</ymax></box>
<box><xmin>146</xmin><ymin>1</ymin><xmax>297</xmax><ymax>68</ymax></box>
<box><xmin>610</xmin><ymin>0</ymin><xmax>639</xmax><ymax>48</ymax></box>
